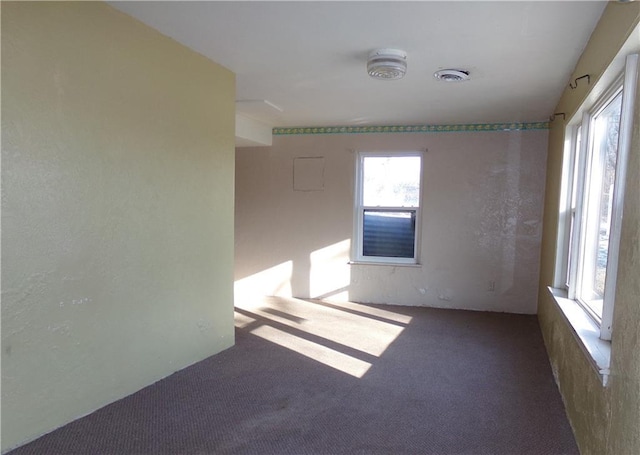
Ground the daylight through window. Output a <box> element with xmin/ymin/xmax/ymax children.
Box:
<box><xmin>355</xmin><ymin>153</ymin><xmax>422</xmax><ymax>264</ymax></box>
<box><xmin>556</xmin><ymin>54</ymin><xmax>638</xmax><ymax>341</ymax></box>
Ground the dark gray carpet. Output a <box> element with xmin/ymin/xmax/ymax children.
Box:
<box><xmin>8</xmin><ymin>298</ymin><xmax>578</xmax><ymax>455</ymax></box>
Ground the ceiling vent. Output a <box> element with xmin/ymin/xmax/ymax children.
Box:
<box><xmin>434</xmin><ymin>69</ymin><xmax>470</xmax><ymax>82</ymax></box>
<box><xmin>367</xmin><ymin>49</ymin><xmax>407</xmax><ymax>81</ymax></box>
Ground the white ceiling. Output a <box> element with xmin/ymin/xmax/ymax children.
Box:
<box><xmin>111</xmin><ymin>1</ymin><xmax>607</xmax><ymax>128</ymax></box>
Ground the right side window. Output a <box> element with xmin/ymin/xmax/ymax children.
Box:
<box><xmin>559</xmin><ymin>54</ymin><xmax>638</xmax><ymax>341</ymax></box>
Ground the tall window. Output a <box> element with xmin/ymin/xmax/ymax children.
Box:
<box><xmin>557</xmin><ymin>54</ymin><xmax>637</xmax><ymax>341</ymax></box>
<box><xmin>354</xmin><ymin>152</ymin><xmax>422</xmax><ymax>264</ymax></box>
<box><xmin>576</xmin><ymin>91</ymin><xmax>622</xmax><ymax>318</ymax></box>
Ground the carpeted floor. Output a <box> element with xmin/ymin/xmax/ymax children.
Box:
<box><xmin>8</xmin><ymin>297</ymin><xmax>578</xmax><ymax>454</ymax></box>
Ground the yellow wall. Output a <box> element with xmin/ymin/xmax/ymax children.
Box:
<box><xmin>1</xmin><ymin>2</ymin><xmax>235</xmax><ymax>451</ymax></box>
<box><xmin>537</xmin><ymin>3</ymin><xmax>640</xmax><ymax>454</ymax></box>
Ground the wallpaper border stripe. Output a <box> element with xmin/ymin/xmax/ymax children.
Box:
<box><xmin>272</xmin><ymin>122</ymin><xmax>549</xmax><ymax>136</ymax></box>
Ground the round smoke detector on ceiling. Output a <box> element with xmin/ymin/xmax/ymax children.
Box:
<box><xmin>367</xmin><ymin>49</ymin><xmax>407</xmax><ymax>81</ymax></box>
<box><xmin>434</xmin><ymin>69</ymin><xmax>471</xmax><ymax>82</ymax></box>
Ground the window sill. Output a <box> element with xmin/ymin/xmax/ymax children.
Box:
<box><xmin>348</xmin><ymin>261</ymin><xmax>421</xmax><ymax>268</ymax></box>
<box><xmin>547</xmin><ymin>286</ymin><xmax>611</xmax><ymax>386</ymax></box>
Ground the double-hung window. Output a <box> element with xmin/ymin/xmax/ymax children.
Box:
<box><xmin>555</xmin><ymin>54</ymin><xmax>638</xmax><ymax>343</ymax></box>
<box><xmin>354</xmin><ymin>152</ymin><xmax>423</xmax><ymax>264</ymax></box>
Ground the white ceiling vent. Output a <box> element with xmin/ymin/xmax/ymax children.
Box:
<box><xmin>434</xmin><ymin>69</ymin><xmax>470</xmax><ymax>82</ymax></box>
<box><xmin>367</xmin><ymin>49</ymin><xmax>407</xmax><ymax>81</ymax></box>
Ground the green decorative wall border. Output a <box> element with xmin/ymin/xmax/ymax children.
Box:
<box><xmin>273</xmin><ymin>122</ymin><xmax>549</xmax><ymax>136</ymax></box>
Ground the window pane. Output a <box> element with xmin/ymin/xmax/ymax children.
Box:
<box><xmin>579</xmin><ymin>91</ymin><xmax>622</xmax><ymax>317</ymax></box>
<box><xmin>363</xmin><ymin>156</ymin><xmax>421</xmax><ymax>207</ymax></box>
<box><xmin>363</xmin><ymin>210</ymin><xmax>415</xmax><ymax>258</ymax></box>
<box><xmin>566</xmin><ymin>125</ymin><xmax>582</xmax><ymax>287</ymax></box>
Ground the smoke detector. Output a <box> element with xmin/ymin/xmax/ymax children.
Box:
<box><xmin>367</xmin><ymin>49</ymin><xmax>407</xmax><ymax>80</ymax></box>
<box><xmin>434</xmin><ymin>69</ymin><xmax>470</xmax><ymax>82</ymax></box>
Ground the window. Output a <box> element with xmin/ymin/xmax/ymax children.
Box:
<box><xmin>354</xmin><ymin>152</ymin><xmax>423</xmax><ymax>264</ymax></box>
<box><xmin>556</xmin><ymin>54</ymin><xmax>638</xmax><ymax>342</ymax></box>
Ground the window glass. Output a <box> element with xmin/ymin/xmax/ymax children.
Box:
<box><xmin>556</xmin><ymin>54</ymin><xmax>638</xmax><ymax>344</ymax></box>
<box><xmin>578</xmin><ymin>90</ymin><xmax>622</xmax><ymax>318</ymax></box>
<box><xmin>356</xmin><ymin>153</ymin><xmax>422</xmax><ymax>263</ymax></box>
<box><xmin>363</xmin><ymin>210</ymin><xmax>416</xmax><ymax>258</ymax></box>
<box><xmin>363</xmin><ymin>156</ymin><xmax>421</xmax><ymax>207</ymax></box>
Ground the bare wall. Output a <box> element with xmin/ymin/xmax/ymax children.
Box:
<box><xmin>1</xmin><ymin>2</ymin><xmax>235</xmax><ymax>451</ymax></box>
<box><xmin>236</xmin><ymin>129</ymin><xmax>548</xmax><ymax>314</ymax></box>
<box><xmin>536</xmin><ymin>3</ymin><xmax>640</xmax><ymax>454</ymax></box>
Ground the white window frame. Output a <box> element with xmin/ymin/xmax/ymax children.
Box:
<box><xmin>574</xmin><ymin>84</ymin><xmax>623</xmax><ymax>329</ymax></box>
<box><xmin>554</xmin><ymin>54</ymin><xmax>638</xmax><ymax>343</ymax></box>
<box><xmin>353</xmin><ymin>151</ymin><xmax>423</xmax><ymax>265</ymax></box>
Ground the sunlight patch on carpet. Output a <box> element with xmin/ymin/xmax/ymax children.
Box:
<box><xmin>251</xmin><ymin>325</ymin><xmax>372</xmax><ymax>378</ymax></box>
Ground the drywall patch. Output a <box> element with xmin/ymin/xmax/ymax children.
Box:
<box><xmin>437</xmin><ymin>289</ymin><xmax>453</xmax><ymax>301</ymax></box>
<box><xmin>59</xmin><ymin>297</ymin><xmax>91</xmax><ymax>307</ymax></box>
<box><xmin>196</xmin><ymin>319</ymin><xmax>215</xmax><ymax>332</ymax></box>
<box><xmin>293</xmin><ymin>157</ymin><xmax>324</xmax><ymax>191</ymax></box>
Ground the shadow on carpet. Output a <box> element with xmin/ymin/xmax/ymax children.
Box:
<box><xmin>8</xmin><ymin>297</ymin><xmax>578</xmax><ymax>455</ymax></box>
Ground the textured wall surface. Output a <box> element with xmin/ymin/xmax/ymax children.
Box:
<box><xmin>536</xmin><ymin>3</ymin><xmax>640</xmax><ymax>455</ymax></box>
<box><xmin>236</xmin><ymin>129</ymin><xmax>548</xmax><ymax>314</ymax></box>
<box><xmin>607</xmin><ymin>79</ymin><xmax>640</xmax><ymax>453</ymax></box>
<box><xmin>1</xmin><ymin>2</ymin><xmax>235</xmax><ymax>451</ymax></box>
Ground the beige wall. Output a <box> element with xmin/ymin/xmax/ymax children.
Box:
<box><xmin>236</xmin><ymin>129</ymin><xmax>548</xmax><ymax>314</ymax></box>
<box><xmin>1</xmin><ymin>2</ymin><xmax>235</xmax><ymax>451</ymax></box>
<box><xmin>537</xmin><ymin>3</ymin><xmax>640</xmax><ymax>454</ymax></box>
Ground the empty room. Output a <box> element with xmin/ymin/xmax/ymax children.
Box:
<box><xmin>2</xmin><ymin>1</ymin><xmax>639</xmax><ymax>454</ymax></box>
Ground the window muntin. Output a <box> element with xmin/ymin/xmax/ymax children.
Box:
<box><xmin>355</xmin><ymin>153</ymin><xmax>422</xmax><ymax>264</ymax></box>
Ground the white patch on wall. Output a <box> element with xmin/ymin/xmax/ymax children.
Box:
<box><xmin>196</xmin><ymin>319</ymin><xmax>215</xmax><ymax>332</ymax></box>
<box><xmin>59</xmin><ymin>297</ymin><xmax>91</xmax><ymax>307</ymax></box>
<box><xmin>47</xmin><ymin>322</ymin><xmax>71</xmax><ymax>335</ymax></box>
<box><xmin>437</xmin><ymin>289</ymin><xmax>454</xmax><ymax>302</ymax></box>
<box><xmin>309</xmin><ymin>239</ymin><xmax>351</xmax><ymax>301</ymax></box>
<box><xmin>293</xmin><ymin>157</ymin><xmax>324</xmax><ymax>191</ymax></box>
<box><xmin>234</xmin><ymin>260</ymin><xmax>294</xmax><ymax>301</ymax></box>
